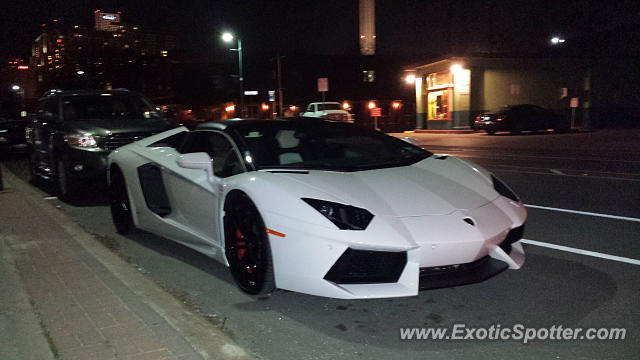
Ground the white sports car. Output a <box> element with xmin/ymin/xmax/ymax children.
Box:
<box><xmin>108</xmin><ymin>118</ymin><xmax>526</xmax><ymax>299</ymax></box>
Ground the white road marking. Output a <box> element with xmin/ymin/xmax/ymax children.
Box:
<box><xmin>521</xmin><ymin>239</ymin><xmax>640</xmax><ymax>266</ymax></box>
<box><xmin>494</xmin><ymin>168</ymin><xmax>640</xmax><ymax>182</ymax></box>
<box><xmin>524</xmin><ymin>204</ymin><xmax>640</xmax><ymax>223</ymax></box>
<box><xmin>549</xmin><ymin>168</ymin><xmax>565</xmax><ymax>175</ymax></box>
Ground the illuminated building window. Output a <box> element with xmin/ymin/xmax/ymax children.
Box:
<box><xmin>362</xmin><ymin>70</ymin><xmax>375</xmax><ymax>83</ymax></box>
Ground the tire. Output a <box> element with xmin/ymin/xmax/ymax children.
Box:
<box><xmin>56</xmin><ymin>158</ymin><xmax>79</xmax><ymax>201</ymax></box>
<box><xmin>486</xmin><ymin>129</ymin><xmax>496</xmax><ymax>135</ymax></box>
<box><xmin>109</xmin><ymin>167</ymin><xmax>135</xmax><ymax>234</ymax></box>
<box><xmin>224</xmin><ymin>192</ymin><xmax>275</xmax><ymax>295</ymax></box>
<box><xmin>28</xmin><ymin>151</ymin><xmax>43</xmax><ymax>186</ymax></box>
<box><xmin>555</xmin><ymin>122</ymin><xmax>571</xmax><ymax>133</ymax></box>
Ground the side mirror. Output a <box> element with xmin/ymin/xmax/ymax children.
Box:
<box><xmin>177</xmin><ymin>152</ymin><xmax>215</xmax><ymax>181</ymax></box>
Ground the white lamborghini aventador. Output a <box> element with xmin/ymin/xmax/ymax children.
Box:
<box><xmin>107</xmin><ymin>118</ymin><xmax>526</xmax><ymax>299</ymax></box>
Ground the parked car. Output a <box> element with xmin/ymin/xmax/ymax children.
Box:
<box><xmin>0</xmin><ymin>116</ymin><xmax>30</xmax><ymax>154</ymax></box>
<box><xmin>108</xmin><ymin>118</ymin><xmax>526</xmax><ymax>298</ymax></box>
<box><xmin>29</xmin><ymin>89</ymin><xmax>173</xmax><ymax>200</ymax></box>
<box><xmin>301</xmin><ymin>102</ymin><xmax>353</xmax><ymax>122</ymax></box>
<box><xmin>474</xmin><ymin>104</ymin><xmax>570</xmax><ymax>135</ymax></box>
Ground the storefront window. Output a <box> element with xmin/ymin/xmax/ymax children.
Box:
<box><xmin>428</xmin><ymin>90</ymin><xmax>449</xmax><ymax>120</ymax></box>
<box><xmin>427</xmin><ymin>71</ymin><xmax>452</xmax><ymax>89</ymax></box>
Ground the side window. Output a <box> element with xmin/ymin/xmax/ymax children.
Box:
<box><xmin>150</xmin><ymin>131</ymin><xmax>187</xmax><ymax>150</ymax></box>
<box><xmin>307</xmin><ymin>104</ymin><xmax>314</xmax><ymax>112</ymax></box>
<box><xmin>37</xmin><ymin>98</ymin><xmax>58</xmax><ymax>121</ymax></box>
<box><xmin>179</xmin><ymin>131</ymin><xmax>243</xmax><ymax>178</ymax></box>
<box><xmin>179</xmin><ymin>131</ymin><xmax>211</xmax><ymax>155</ymax></box>
<box><xmin>207</xmin><ymin>133</ymin><xmax>244</xmax><ymax>178</ymax></box>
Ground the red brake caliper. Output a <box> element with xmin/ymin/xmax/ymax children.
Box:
<box><xmin>235</xmin><ymin>228</ymin><xmax>247</xmax><ymax>261</ymax></box>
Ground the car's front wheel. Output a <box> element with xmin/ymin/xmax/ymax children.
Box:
<box><xmin>224</xmin><ymin>191</ymin><xmax>275</xmax><ymax>296</ymax></box>
<box><xmin>56</xmin><ymin>158</ymin><xmax>79</xmax><ymax>201</ymax></box>
<box><xmin>109</xmin><ymin>167</ymin><xmax>135</xmax><ymax>234</ymax></box>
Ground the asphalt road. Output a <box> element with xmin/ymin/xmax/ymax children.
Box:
<box><xmin>2</xmin><ymin>129</ymin><xmax>639</xmax><ymax>359</ymax></box>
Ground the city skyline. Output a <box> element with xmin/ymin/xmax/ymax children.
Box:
<box><xmin>3</xmin><ymin>0</ymin><xmax>639</xmax><ymax>62</ymax></box>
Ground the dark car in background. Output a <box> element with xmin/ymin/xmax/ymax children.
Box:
<box><xmin>473</xmin><ymin>104</ymin><xmax>570</xmax><ymax>135</ymax></box>
<box><xmin>28</xmin><ymin>89</ymin><xmax>173</xmax><ymax>200</ymax></box>
<box><xmin>0</xmin><ymin>117</ymin><xmax>30</xmax><ymax>154</ymax></box>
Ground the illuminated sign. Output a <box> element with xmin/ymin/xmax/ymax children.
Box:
<box><xmin>102</xmin><ymin>14</ymin><xmax>117</xmax><ymax>20</ymax></box>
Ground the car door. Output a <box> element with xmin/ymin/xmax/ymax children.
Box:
<box><xmin>31</xmin><ymin>98</ymin><xmax>60</xmax><ymax>176</ymax></box>
<box><xmin>532</xmin><ymin>106</ymin><xmax>550</xmax><ymax>130</ymax></box>
<box><xmin>161</xmin><ymin>130</ymin><xmax>246</xmax><ymax>251</ymax></box>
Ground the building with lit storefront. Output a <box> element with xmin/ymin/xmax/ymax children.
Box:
<box><xmin>409</xmin><ymin>56</ymin><xmax>590</xmax><ymax>130</ymax></box>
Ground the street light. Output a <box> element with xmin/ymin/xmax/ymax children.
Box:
<box><xmin>222</xmin><ymin>32</ymin><xmax>244</xmax><ymax>117</ymax></box>
<box><xmin>10</xmin><ymin>85</ymin><xmax>25</xmax><ymax>113</ymax></box>
<box><xmin>550</xmin><ymin>36</ymin><xmax>565</xmax><ymax>45</ymax></box>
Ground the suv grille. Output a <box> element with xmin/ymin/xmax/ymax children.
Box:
<box><xmin>103</xmin><ymin>133</ymin><xmax>152</xmax><ymax>151</ymax></box>
<box><xmin>326</xmin><ymin>113</ymin><xmax>349</xmax><ymax>121</ymax></box>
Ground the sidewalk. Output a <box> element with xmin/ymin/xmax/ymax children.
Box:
<box><xmin>0</xmin><ymin>165</ymin><xmax>251</xmax><ymax>360</ymax></box>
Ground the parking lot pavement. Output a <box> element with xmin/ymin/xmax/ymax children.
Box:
<box><xmin>0</xmin><ymin>167</ymin><xmax>250</xmax><ymax>360</ymax></box>
<box><xmin>390</xmin><ymin>129</ymin><xmax>640</xmax><ymax>157</ymax></box>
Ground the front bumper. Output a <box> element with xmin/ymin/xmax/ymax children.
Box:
<box><xmin>473</xmin><ymin>120</ymin><xmax>504</xmax><ymax>132</ymax></box>
<box><xmin>63</xmin><ymin>147</ymin><xmax>110</xmax><ymax>180</ymax></box>
<box><xmin>263</xmin><ymin>196</ymin><xmax>527</xmax><ymax>299</ymax></box>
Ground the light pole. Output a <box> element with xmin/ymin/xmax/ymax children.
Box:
<box><xmin>222</xmin><ymin>32</ymin><xmax>244</xmax><ymax>117</ymax></box>
<box><xmin>11</xmin><ymin>85</ymin><xmax>25</xmax><ymax>113</ymax></box>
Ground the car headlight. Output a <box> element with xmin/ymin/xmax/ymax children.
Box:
<box><xmin>302</xmin><ymin>198</ymin><xmax>374</xmax><ymax>230</ymax></box>
<box><xmin>491</xmin><ymin>174</ymin><xmax>520</xmax><ymax>202</ymax></box>
<box><xmin>65</xmin><ymin>133</ymin><xmax>97</xmax><ymax>149</ymax></box>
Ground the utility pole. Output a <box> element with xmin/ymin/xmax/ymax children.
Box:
<box><xmin>237</xmin><ymin>38</ymin><xmax>244</xmax><ymax>117</ymax></box>
<box><xmin>270</xmin><ymin>55</ymin><xmax>286</xmax><ymax>117</ymax></box>
<box><xmin>277</xmin><ymin>55</ymin><xmax>284</xmax><ymax>117</ymax></box>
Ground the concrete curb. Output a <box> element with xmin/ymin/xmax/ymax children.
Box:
<box><xmin>1</xmin><ymin>166</ymin><xmax>254</xmax><ymax>360</ymax></box>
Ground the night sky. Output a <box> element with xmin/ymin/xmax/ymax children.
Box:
<box><xmin>2</xmin><ymin>0</ymin><xmax>639</xmax><ymax>61</ymax></box>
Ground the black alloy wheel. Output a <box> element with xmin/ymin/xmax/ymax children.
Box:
<box><xmin>109</xmin><ymin>168</ymin><xmax>134</xmax><ymax>234</ymax></box>
<box><xmin>224</xmin><ymin>192</ymin><xmax>275</xmax><ymax>295</ymax></box>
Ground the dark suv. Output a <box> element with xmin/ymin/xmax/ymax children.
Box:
<box><xmin>28</xmin><ymin>89</ymin><xmax>173</xmax><ymax>200</ymax></box>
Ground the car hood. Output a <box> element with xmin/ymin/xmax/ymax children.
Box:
<box><xmin>63</xmin><ymin>118</ymin><xmax>172</xmax><ymax>136</ymax></box>
<box><xmin>268</xmin><ymin>156</ymin><xmax>498</xmax><ymax>217</ymax></box>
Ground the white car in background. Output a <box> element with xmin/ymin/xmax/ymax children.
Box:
<box><xmin>107</xmin><ymin>118</ymin><xmax>526</xmax><ymax>299</ymax></box>
<box><xmin>301</xmin><ymin>102</ymin><xmax>353</xmax><ymax>122</ymax></box>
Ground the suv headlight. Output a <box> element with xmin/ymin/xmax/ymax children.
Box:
<box><xmin>65</xmin><ymin>133</ymin><xmax>98</xmax><ymax>149</ymax></box>
<box><xmin>302</xmin><ymin>198</ymin><xmax>374</xmax><ymax>230</ymax></box>
<box><xmin>491</xmin><ymin>174</ymin><xmax>520</xmax><ymax>202</ymax></box>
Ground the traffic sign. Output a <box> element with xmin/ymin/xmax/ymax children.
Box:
<box><xmin>570</xmin><ymin>97</ymin><xmax>579</xmax><ymax>108</ymax></box>
<box><xmin>268</xmin><ymin>90</ymin><xmax>275</xmax><ymax>102</ymax></box>
<box><xmin>370</xmin><ymin>107</ymin><xmax>382</xmax><ymax>117</ymax></box>
<box><xmin>317</xmin><ymin>78</ymin><xmax>329</xmax><ymax>92</ymax></box>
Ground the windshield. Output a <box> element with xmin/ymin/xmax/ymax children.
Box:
<box><xmin>234</xmin><ymin>121</ymin><xmax>432</xmax><ymax>171</ymax></box>
<box><xmin>62</xmin><ymin>94</ymin><xmax>161</xmax><ymax>121</ymax></box>
<box><xmin>317</xmin><ymin>103</ymin><xmax>343</xmax><ymax>111</ymax></box>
